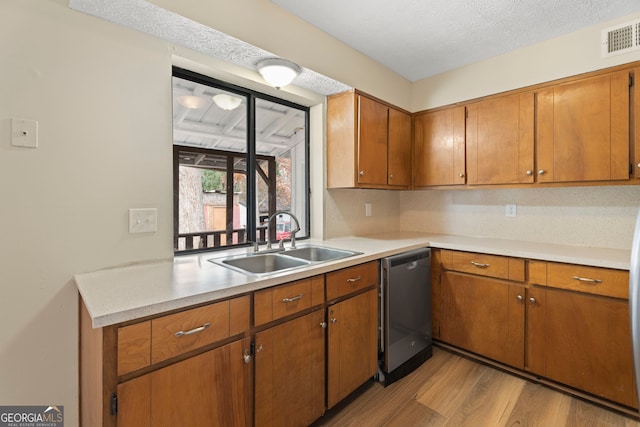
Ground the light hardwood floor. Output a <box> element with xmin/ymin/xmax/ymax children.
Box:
<box><xmin>313</xmin><ymin>346</ymin><xmax>640</xmax><ymax>426</ymax></box>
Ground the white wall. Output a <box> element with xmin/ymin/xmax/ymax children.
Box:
<box><xmin>324</xmin><ymin>189</ymin><xmax>401</xmax><ymax>238</ymax></box>
<box><xmin>1</xmin><ymin>2</ymin><xmax>174</xmax><ymax>425</ymax></box>
<box><xmin>0</xmin><ymin>1</ymin><xmax>408</xmax><ymax>425</ymax></box>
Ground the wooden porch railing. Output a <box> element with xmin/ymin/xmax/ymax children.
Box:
<box><xmin>177</xmin><ymin>226</ymin><xmax>268</xmax><ymax>251</ymax></box>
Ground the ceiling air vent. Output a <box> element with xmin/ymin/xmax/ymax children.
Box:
<box><xmin>601</xmin><ymin>20</ymin><xmax>640</xmax><ymax>57</ymax></box>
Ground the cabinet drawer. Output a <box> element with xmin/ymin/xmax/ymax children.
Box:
<box><xmin>441</xmin><ymin>250</ymin><xmax>524</xmax><ymax>281</ymax></box>
<box><xmin>545</xmin><ymin>262</ymin><xmax>629</xmax><ymax>299</ymax></box>
<box><xmin>117</xmin><ymin>321</ymin><xmax>151</xmax><ymax>376</ymax></box>
<box><xmin>254</xmin><ymin>276</ymin><xmax>324</xmax><ymax>326</ymax></box>
<box><xmin>326</xmin><ymin>261</ymin><xmax>378</xmax><ymax>300</ymax></box>
<box><xmin>150</xmin><ymin>296</ymin><xmax>249</xmax><ymax>364</ymax></box>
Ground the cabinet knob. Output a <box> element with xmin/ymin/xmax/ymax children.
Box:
<box><xmin>516</xmin><ymin>295</ymin><xmax>523</xmax><ymax>303</ymax></box>
<box><xmin>529</xmin><ymin>297</ymin><xmax>537</xmax><ymax>305</ymax></box>
<box><xmin>459</xmin><ymin>173</ymin><xmax>465</xmax><ymax>178</ymax></box>
<box><xmin>331</xmin><ymin>318</ymin><xmax>337</xmax><ymax>324</ymax></box>
<box><xmin>537</xmin><ymin>169</ymin><xmax>546</xmax><ymax>175</ymax></box>
<box><xmin>359</xmin><ymin>171</ymin><xmax>365</xmax><ymax>176</ymax></box>
<box><xmin>636</xmin><ymin>163</ymin><xmax>640</xmax><ymax>169</ymax></box>
<box><xmin>526</xmin><ymin>170</ymin><xmax>533</xmax><ymax>176</ymax></box>
<box><xmin>389</xmin><ymin>174</ymin><xmax>394</xmax><ymax>179</ymax></box>
<box><xmin>243</xmin><ymin>352</ymin><xmax>252</xmax><ymax>364</ymax></box>
<box><xmin>320</xmin><ymin>321</ymin><xmax>327</xmax><ymax>329</ymax></box>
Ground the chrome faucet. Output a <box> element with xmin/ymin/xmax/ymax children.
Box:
<box><xmin>265</xmin><ymin>211</ymin><xmax>301</xmax><ymax>250</ymax></box>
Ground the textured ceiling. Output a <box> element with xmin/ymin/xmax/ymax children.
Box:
<box><xmin>273</xmin><ymin>0</ymin><xmax>640</xmax><ymax>82</ymax></box>
<box><xmin>70</xmin><ymin>0</ymin><xmax>640</xmax><ymax>91</ymax></box>
<box><xmin>68</xmin><ymin>0</ymin><xmax>350</xmax><ymax>95</ymax></box>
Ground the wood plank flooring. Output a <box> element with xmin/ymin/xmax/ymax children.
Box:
<box><xmin>313</xmin><ymin>347</ymin><xmax>640</xmax><ymax>427</ymax></box>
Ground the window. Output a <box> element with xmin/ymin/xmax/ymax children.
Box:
<box><xmin>172</xmin><ymin>68</ymin><xmax>309</xmax><ymax>253</ymax></box>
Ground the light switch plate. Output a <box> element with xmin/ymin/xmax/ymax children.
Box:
<box><xmin>129</xmin><ymin>208</ymin><xmax>157</xmax><ymax>233</ymax></box>
<box><xmin>365</xmin><ymin>203</ymin><xmax>372</xmax><ymax>217</ymax></box>
<box><xmin>506</xmin><ymin>204</ymin><xmax>517</xmax><ymax>217</ymax></box>
<box><xmin>11</xmin><ymin>118</ymin><xmax>38</xmax><ymax>148</ymax></box>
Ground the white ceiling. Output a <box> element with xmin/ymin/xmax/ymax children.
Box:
<box><xmin>272</xmin><ymin>0</ymin><xmax>640</xmax><ymax>82</ymax></box>
<box><xmin>69</xmin><ymin>0</ymin><xmax>350</xmax><ymax>96</ymax></box>
<box><xmin>70</xmin><ymin>0</ymin><xmax>640</xmax><ymax>92</ymax></box>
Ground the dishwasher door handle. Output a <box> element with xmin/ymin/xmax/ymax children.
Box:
<box><xmin>405</xmin><ymin>261</ymin><xmax>418</xmax><ymax>270</ymax></box>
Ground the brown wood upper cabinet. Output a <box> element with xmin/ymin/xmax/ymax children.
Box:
<box><xmin>465</xmin><ymin>92</ymin><xmax>535</xmax><ymax>185</ymax></box>
<box><xmin>536</xmin><ymin>70</ymin><xmax>630</xmax><ymax>183</ymax></box>
<box><xmin>414</xmin><ymin>106</ymin><xmax>466</xmax><ymax>187</ymax></box>
<box><xmin>327</xmin><ymin>90</ymin><xmax>411</xmax><ymax>189</ymax></box>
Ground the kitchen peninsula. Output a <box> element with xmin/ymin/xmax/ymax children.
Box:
<box><xmin>77</xmin><ymin>233</ymin><xmax>633</xmax><ymax>425</ymax></box>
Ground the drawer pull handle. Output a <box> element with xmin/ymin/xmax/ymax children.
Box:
<box><xmin>282</xmin><ymin>293</ymin><xmax>304</xmax><ymax>303</ymax></box>
<box><xmin>346</xmin><ymin>276</ymin><xmax>362</xmax><ymax>283</ymax></box>
<box><xmin>572</xmin><ymin>276</ymin><xmax>602</xmax><ymax>284</ymax></box>
<box><xmin>175</xmin><ymin>322</ymin><xmax>211</xmax><ymax>337</ymax></box>
<box><xmin>470</xmin><ymin>261</ymin><xmax>490</xmax><ymax>268</ymax></box>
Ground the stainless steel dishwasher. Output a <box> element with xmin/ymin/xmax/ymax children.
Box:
<box><xmin>379</xmin><ymin>247</ymin><xmax>432</xmax><ymax>386</ymax></box>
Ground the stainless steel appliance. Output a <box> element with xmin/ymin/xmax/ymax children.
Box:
<box><xmin>379</xmin><ymin>247</ymin><xmax>432</xmax><ymax>386</ymax></box>
<box><xmin>629</xmin><ymin>211</ymin><xmax>640</xmax><ymax>397</ymax></box>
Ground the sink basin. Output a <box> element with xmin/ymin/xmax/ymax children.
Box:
<box><xmin>210</xmin><ymin>253</ymin><xmax>309</xmax><ymax>275</ymax></box>
<box><xmin>282</xmin><ymin>245</ymin><xmax>362</xmax><ymax>262</ymax></box>
<box><xmin>209</xmin><ymin>245</ymin><xmax>361</xmax><ymax>276</ymax></box>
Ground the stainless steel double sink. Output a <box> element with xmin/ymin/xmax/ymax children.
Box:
<box><xmin>209</xmin><ymin>245</ymin><xmax>362</xmax><ymax>276</ymax></box>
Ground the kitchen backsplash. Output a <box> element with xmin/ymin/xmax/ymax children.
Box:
<box><xmin>326</xmin><ymin>186</ymin><xmax>640</xmax><ymax>250</ymax></box>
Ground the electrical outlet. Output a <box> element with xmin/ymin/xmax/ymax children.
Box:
<box><xmin>129</xmin><ymin>208</ymin><xmax>157</xmax><ymax>233</ymax></box>
<box><xmin>506</xmin><ymin>204</ymin><xmax>517</xmax><ymax>218</ymax></box>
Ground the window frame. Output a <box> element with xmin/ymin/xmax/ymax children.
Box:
<box><xmin>172</xmin><ymin>67</ymin><xmax>311</xmax><ymax>254</ymax></box>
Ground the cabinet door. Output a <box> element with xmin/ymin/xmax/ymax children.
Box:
<box><xmin>327</xmin><ymin>289</ymin><xmax>378</xmax><ymax>408</ymax></box>
<box><xmin>466</xmin><ymin>92</ymin><xmax>534</xmax><ymax>185</ymax></box>
<box><xmin>537</xmin><ymin>70</ymin><xmax>629</xmax><ymax>183</ymax></box>
<box><xmin>117</xmin><ymin>375</ymin><xmax>150</xmax><ymax>427</ymax></box>
<box><xmin>632</xmin><ymin>67</ymin><xmax>640</xmax><ymax>179</ymax></box>
<box><xmin>431</xmin><ymin>250</ymin><xmax>442</xmax><ymax>339</ymax></box>
<box><xmin>524</xmin><ymin>286</ymin><xmax>546</xmax><ymax>375</ymax></box>
<box><xmin>387</xmin><ymin>108</ymin><xmax>411</xmax><ymax>187</ymax></box>
<box><xmin>543</xmin><ymin>288</ymin><xmax>635</xmax><ymax>407</ymax></box>
<box><xmin>440</xmin><ymin>271</ymin><xmax>524</xmax><ymax>368</ymax></box>
<box><xmin>357</xmin><ymin>95</ymin><xmax>388</xmax><ymax>185</ymax></box>
<box><xmin>117</xmin><ymin>338</ymin><xmax>252</xmax><ymax>427</ymax></box>
<box><xmin>414</xmin><ymin>107</ymin><xmax>466</xmax><ymax>186</ymax></box>
<box><xmin>255</xmin><ymin>310</ymin><xmax>325</xmax><ymax>427</ymax></box>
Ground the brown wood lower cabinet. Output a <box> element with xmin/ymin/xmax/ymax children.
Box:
<box><xmin>254</xmin><ymin>310</ymin><xmax>325</xmax><ymax>427</ymax></box>
<box><xmin>534</xmin><ymin>287</ymin><xmax>635</xmax><ymax>408</ymax></box>
<box><xmin>117</xmin><ymin>337</ymin><xmax>252</xmax><ymax>427</ymax></box>
<box><xmin>327</xmin><ymin>288</ymin><xmax>378</xmax><ymax>408</ymax></box>
<box><xmin>81</xmin><ymin>262</ymin><xmax>381</xmax><ymax>427</ymax></box>
<box><xmin>440</xmin><ymin>271</ymin><xmax>524</xmax><ymax>369</ymax></box>
<box><xmin>433</xmin><ymin>249</ymin><xmax>637</xmax><ymax>410</ymax></box>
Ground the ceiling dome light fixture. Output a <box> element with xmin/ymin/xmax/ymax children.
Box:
<box><xmin>256</xmin><ymin>58</ymin><xmax>301</xmax><ymax>89</ymax></box>
<box><xmin>177</xmin><ymin>95</ymin><xmax>207</xmax><ymax>109</ymax></box>
<box><xmin>212</xmin><ymin>94</ymin><xmax>243</xmax><ymax>111</ymax></box>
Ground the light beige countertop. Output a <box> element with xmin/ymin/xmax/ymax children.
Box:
<box><xmin>75</xmin><ymin>233</ymin><xmax>632</xmax><ymax>328</ymax></box>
